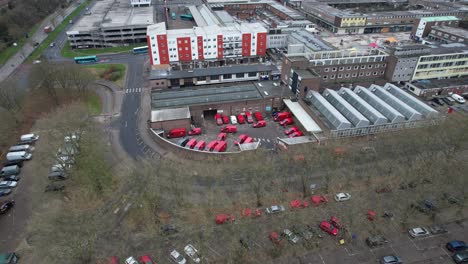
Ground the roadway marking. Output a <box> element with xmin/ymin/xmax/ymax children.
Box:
<box><xmin>318</xmin><ymin>253</ymin><xmax>326</xmax><ymax>264</ymax></box>
<box><xmin>125</xmin><ymin>121</ymin><xmax>127</xmax><ymax>127</ymax></box>
<box><xmin>134</xmin><ymin>107</ymin><xmax>139</xmax><ymax>115</ymax></box>
<box><xmin>207</xmin><ymin>245</ymin><xmax>222</xmax><ymax>257</ymax></box>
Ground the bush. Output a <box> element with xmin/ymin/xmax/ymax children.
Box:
<box><xmin>108</xmin><ymin>71</ymin><xmax>122</xmax><ymax>82</ymax></box>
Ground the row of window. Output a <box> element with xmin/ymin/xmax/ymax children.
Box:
<box><xmin>194</xmin><ymin>72</ymin><xmax>258</xmax><ymax>81</ymax></box>
<box><xmin>322</xmin><ymin>71</ymin><xmax>384</xmax><ymax>80</ymax></box>
<box><xmin>420</xmin><ymin>54</ymin><xmax>468</xmax><ymax>62</ymax></box>
<box><xmin>323</xmin><ymin>64</ymin><xmax>386</xmax><ymax>72</ymax></box>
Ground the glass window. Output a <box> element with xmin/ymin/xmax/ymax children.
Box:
<box><xmin>248</xmin><ymin>72</ymin><xmax>257</xmax><ymax>77</ymax></box>
<box><xmin>211</xmin><ymin>75</ymin><xmax>219</xmax><ymax>80</ymax></box>
<box><xmin>223</xmin><ymin>74</ymin><xmax>232</xmax><ymax>79</ymax></box>
<box><xmin>324</xmin><ymin>68</ymin><xmax>329</xmax><ymax>72</ymax></box>
<box><xmin>236</xmin><ymin>73</ymin><xmax>244</xmax><ymax>78</ymax></box>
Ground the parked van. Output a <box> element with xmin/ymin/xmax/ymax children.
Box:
<box><xmin>273</xmin><ymin>112</ymin><xmax>292</xmax><ymax>121</ymax></box>
<box><xmin>254</xmin><ymin>112</ymin><xmax>263</xmax><ymax>121</ymax></box>
<box><xmin>245</xmin><ymin>111</ymin><xmax>254</xmax><ymax>123</ymax></box>
<box><xmin>1</xmin><ymin>165</ymin><xmax>20</xmax><ymax>177</ymax></box>
<box><xmin>244</xmin><ymin>137</ymin><xmax>254</xmax><ymax>144</ymax></box>
<box><xmin>213</xmin><ymin>141</ymin><xmax>227</xmax><ymax>153</ymax></box>
<box><xmin>185</xmin><ymin>138</ymin><xmax>197</xmax><ymax>149</ymax></box>
<box><xmin>194</xmin><ymin>141</ymin><xmax>206</xmax><ymax>151</ymax></box>
<box><xmin>166</xmin><ymin>128</ymin><xmax>187</xmax><ymax>138</ymax></box>
<box><xmin>19</xmin><ymin>133</ymin><xmax>39</xmax><ymax>144</ymax></box>
<box><xmin>206</xmin><ymin>141</ymin><xmax>219</xmax><ymax>151</ymax></box>
<box><xmin>9</xmin><ymin>144</ymin><xmax>34</xmax><ymax>152</ymax></box>
<box><xmin>6</xmin><ymin>151</ymin><xmax>32</xmax><ymax>161</ymax></box>
<box><xmin>217</xmin><ymin>133</ymin><xmax>227</xmax><ymax>141</ymax></box>
<box><xmin>451</xmin><ymin>94</ymin><xmax>466</xmax><ymax>104</ymax></box>
<box><xmin>220</xmin><ymin>125</ymin><xmax>237</xmax><ymax>133</ymax></box>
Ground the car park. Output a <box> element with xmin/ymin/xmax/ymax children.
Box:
<box><xmin>0</xmin><ymin>189</ymin><xmax>12</xmax><ymax>196</ymax></box>
<box><xmin>240</xmin><ymin>236</ymin><xmax>253</xmax><ymax>249</ymax></box>
<box><xmin>221</xmin><ymin>115</ymin><xmax>229</xmax><ymax>124</ymax></box>
<box><xmin>1</xmin><ymin>165</ymin><xmax>20</xmax><ymax>177</ymax></box>
<box><xmin>177</xmin><ymin>137</ymin><xmax>190</xmax><ymax>147</ymax></box>
<box><xmin>253</xmin><ymin>120</ymin><xmax>266</xmax><ymax>128</ymax></box>
<box><xmin>452</xmin><ymin>252</ymin><xmax>468</xmax><ymax>264</ymax></box>
<box><xmin>279</xmin><ymin>118</ymin><xmax>294</xmax><ymax>126</ymax></box>
<box><xmin>0</xmin><ymin>181</ymin><xmax>17</xmax><ymax>188</ymax></box>
<box><xmin>6</xmin><ymin>151</ymin><xmax>32</xmax><ymax>161</ymax></box>
<box><xmin>285</xmin><ymin>126</ymin><xmax>300</xmax><ymax>135</ymax></box>
<box><xmin>19</xmin><ymin>133</ymin><xmax>39</xmax><ymax>144</ymax></box>
<box><xmin>254</xmin><ymin>112</ymin><xmax>263</xmax><ymax>121</ymax></box>
<box><xmin>185</xmin><ymin>138</ymin><xmax>197</xmax><ymax>149</ymax></box>
<box><xmin>170</xmin><ymin>250</ymin><xmax>186</xmax><ymax>264</ymax></box>
<box><xmin>167</xmin><ymin>128</ymin><xmax>187</xmax><ymax>139</ymax></box>
<box><xmin>266</xmin><ymin>205</ymin><xmax>285</xmax><ymax>214</ymax></box>
<box><xmin>380</xmin><ymin>255</ymin><xmax>402</xmax><ymax>264</ymax></box>
<box><xmin>213</xmin><ymin>141</ymin><xmax>227</xmax><ymax>152</ymax></box>
<box><xmin>245</xmin><ymin>111</ymin><xmax>253</xmax><ymax>123</ymax></box>
<box><xmin>206</xmin><ymin>141</ymin><xmax>219</xmax><ymax>151</ymax></box>
<box><xmin>366</xmin><ymin>235</ymin><xmax>388</xmax><ymax>248</ymax></box>
<box><xmin>320</xmin><ymin>221</ymin><xmax>338</xmax><ymax>236</ymax></box>
<box><xmin>188</xmin><ymin>127</ymin><xmax>202</xmax><ymax>136</ymax></box>
<box><xmin>334</xmin><ymin>192</ymin><xmax>351</xmax><ymax>202</ymax></box>
<box><xmin>269</xmin><ymin>231</ymin><xmax>284</xmax><ymax>245</ymax></box>
<box><xmin>217</xmin><ymin>132</ymin><xmax>227</xmax><ymax>141</ymax></box>
<box><xmin>446</xmin><ymin>241</ymin><xmax>467</xmax><ymax>252</ymax></box>
<box><xmin>408</xmin><ymin>227</ymin><xmax>430</xmax><ymax>238</ymax></box>
<box><xmin>282</xmin><ymin>229</ymin><xmax>300</xmax><ymax>244</ymax></box>
<box><xmin>230</xmin><ymin>115</ymin><xmax>238</xmax><ymax>124</ymax></box>
<box><xmin>237</xmin><ymin>114</ymin><xmax>245</xmax><ymax>124</ymax></box>
<box><xmin>0</xmin><ymin>200</ymin><xmax>15</xmax><ymax>214</ymax></box>
<box><xmin>214</xmin><ymin>114</ymin><xmax>223</xmax><ymax>125</ymax></box>
<box><xmin>220</xmin><ymin>125</ymin><xmax>237</xmax><ymax>133</ymax></box>
<box><xmin>184</xmin><ymin>244</ymin><xmax>201</xmax><ymax>263</ymax></box>
<box><xmin>289</xmin><ymin>131</ymin><xmax>303</xmax><ymax>137</ymax></box>
<box><xmin>194</xmin><ymin>141</ymin><xmax>206</xmax><ymax>151</ymax></box>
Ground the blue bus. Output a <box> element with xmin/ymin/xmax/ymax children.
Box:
<box><xmin>132</xmin><ymin>46</ymin><xmax>148</xmax><ymax>54</ymax></box>
<box><xmin>74</xmin><ymin>55</ymin><xmax>98</xmax><ymax>64</ymax></box>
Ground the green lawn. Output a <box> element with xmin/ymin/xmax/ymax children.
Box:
<box><xmin>86</xmin><ymin>92</ymin><xmax>102</xmax><ymax>115</ymax></box>
<box><xmin>0</xmin><ymin>24</ymin><xmax>41</xmax><ymax>65</ymax></box>
<box><xmin>61</xmin><ymin>41</ymin><xmax>141</xmax><ymax>58</ymax></box>
<box><xmin>85</xmin><ymin>64</ymin><xmax>126</xmax><ymax>88</ymax></box>
<box><xmin>26</xmin><ymin>0</ymin><xmax>92</xmax><ymax>63</ymax></box>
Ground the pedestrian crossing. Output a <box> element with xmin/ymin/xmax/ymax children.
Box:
<box><xmin>125</xmin><ymin>87</ymin><xmax>142</xmax><ymax>93</ymax></box>
<box><xmin>253</xmin><ymin>138</ymin><xmax>272</xmax><ymax>143</ymax></box>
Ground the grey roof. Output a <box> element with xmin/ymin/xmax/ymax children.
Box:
<box><xmin>354</xmin><ymin>86</ymin><xmax>406</xmax><ymax>123</ymax></box>
<box><xmin>339</xmin><ymin>88</ymin><xmax>388</xmax><ymax>125</ymax></box>
<box><xmin>151</xmin><ymin>84</ymin><xmax>262</xmax><ymax>109</ymax></box>
<box><xmin>283</xmin><ymin>99</ymin><xmax>322</xmax><ymax>133</ymax></box>
<box><xmin>151</xmin><ymin>107</ymin><xmax>191</xmax><ymax>122</ymax></box>
<box><xmin>369</xmin><ymin>85</ymin><xmax>423</xmax><ymax>121</ymax></box>
<box><xmin>149</xmin><ymin>64</ymin><xmax>278</xmax><ymax>80</ymax></box>
<box><xmin>307</xmin><ymin>91</ymin><xmax>352</xmax><ymax>130</ymax></box>
<box><xmin>383</xmin><ymin>83</ymin><xmax>439</xmax><ymax>119</ymax></box>
<box><xmin>323</xmin><ymin>89</ymin><xmax>370</xmax><ymax>128</ymax></box>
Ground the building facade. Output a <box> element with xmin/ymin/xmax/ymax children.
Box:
<box><xmin>130</xmin><ymin>0</ymin><xmax>151</xmax><ymax>7</ymax></box>
<box><xmin>412</xmin><ymin>49</ymin><xmax>468</xmax><ymax>81</ymax></box>
<box><xmin>147</xmin><ymin>22</ymin><xmax>267</xmax><ymax>66</ymax></box>
<box><xmin>427</xmin><ymin>26</ymin><xmax>468</xmax><ymax>45</ymax></box>
<box><xmin>412</xmin><ymin>16</ymin><xmax>459</xmax><ymax>40</ymax></box>
<box><xmin>384</xmin><ymin>45</ymin><xmax>432</xmax><ymax>82</ymax></box>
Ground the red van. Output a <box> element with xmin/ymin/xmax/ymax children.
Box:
<box><xmin>274</xmin><ymin>112</ymin><xmax>292</xmax><ymax>121</ymax></box>
<box><xmin>244</xmin><ymin>137</ymin><xmax>254</xmax><ymax>144</ymax></box>
<box><xmin>222</xmin><ymin>115</ymin><xmax>229</xmax><ymax>124</ymax></box>
<box><xmin>185</xmin><ymin>138</ymin><xmax>197</xmax><ymax>149</ymax></box>
<box><xmin>237</xmin><ymin>114</ymin><xmax>245</xmax><ymax>124</ymax></box>
<box><xmin>284</xmin><ymin>126</ymin><xmax>299</xmax><ymax>135</ymax></box>
<box><xmin>188</xmin><ymin>127</ymin><xmax>202</xmax><ymax>135</ymax></box>
<box><xmin>213</xmin><ymin>141</ymin><xmax>227</xmax><ymax>152</ymax></box>
<box><xmin>166</xmin><ymin>128</ymin><xmax>187</xmax><ymax>138</ymax></box>
<box><xmin>245</xmin><ymin>112</ymin><xmax>254</xmax><ymax>123</ymax></box>
<box><xmin>253</xmin><ymin>120</ymin><xmax>266</xmax><ymax>128</ymax></box>
<box><xmin>289</xmin><ymin>131</ymin><xmax>304</xmax><ymax>138</ymax></box>
<box><xmin>254</xmin><ymin>112</ymin><xmax>263</xmax><ymax>121</ymax></box>
<box><xmin>234</xmin><ymin>134</ymin><xmax>249</xmax><ymax>145</ymax></box>
<box><xmin>194</xmin><ymin>140</ymin><xmax>206</xmax><ymax>151</ymax></box>
<box><xmin>207</xmin><ymin>140</ymin><xmax>219</xmax><ymax>151</ymax></box>
<box><xmin>214</xmin><ymin>114</ymin><xmax>223</xmax><ymax>126</ymax></box>
<box><xmin>220</xmin><ymin>125</ymin><xmax>237</xmax><ymax>133</ymax></box>
<box><xmin>279</xmin><ymin>118</ymin><xmax>294</xmax><ymax>126</ymax></box>
<box><xmin>217</xmin><ymin>132</ymin><xmax>227</xmax><ymax>141</ymax></box>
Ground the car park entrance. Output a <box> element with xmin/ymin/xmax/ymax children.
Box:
<box><xmin>203</xmin><ymin>109</ymin><xmax>217</xmax><ymax>120</ymax></box>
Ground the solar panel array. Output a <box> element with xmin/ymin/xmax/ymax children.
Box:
<box><xmin>323</xmin><ymin>89</ymin><xmax>370</xmax><ymax>128</ymax></box>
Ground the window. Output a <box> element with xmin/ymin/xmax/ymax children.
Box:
<box><xmin>248</xmin><ymin>72</ymin><xmax>257</xmax><ymax>77</ymax></box>
<box><xmin>324</xmin><ymin>68</ymin><xmax>329</xmax><ymax>72</ymax></box>
<box><xmin>345</xmin><ymin>73</ymin><xmax>350</xmax><ymax>78</ymax></box>
<box><xmin>338</xmin><ymin>74</ymin><xmax>342</xmax><ymax>79</ymax></box>
<box><xmin>330</xmin><ymin>75</ymin><xmax>335</xmax><ymax>79</ymax></box>
<box><xmin>354</xmin><ymin>65</ymin><xmax>359</xmax><ymax>70</ymax></box>
<box><xmin>323</xmin><ymin>75</ymin><xmax>328</xmax><ymax>79</ymax></box>
<box><xmin>332</xmin><ymin>67</ymin><xmax>337</xmax><ymax>72</ymax></box>
<box><xmin>223</xmin><ymin>74</ymin><xmax>232</xmax><ymax>79</ymax></box>
<box><xmin>152</xmin><ymin>44</ymin><xmax>155</xmax><ymax>47</ymax></box>
<box><xmin>375</xmin><ymin>64</ymin><xmax>380</xmax><ymax>68</ymax></box>
<box><xmin>382</xmin><ymin>63</ymin><xmax>386</xmax><ymax>67</ymax></box>
<box><xmin>185</xmin><ymin>47</ymin><xmax>188</xmax><ymax>51</ymax></box>
<box><xmin>178</xmin><ymin>40</ymin><xmax>181</xmax><ymax>44</ymax></box>
<box><xmin>236</xmin><ymin>73</ymin><xmax>244</xmax><ymax>78</ymax></box>
<box><xmin>346</xmin><ymin>66</ymin><xmax>351</xmax><ymax>70</ymax></box>
<box><xmin>211</xmin><ymin>75</ymin><xmax>219</xmax><ymax>80</ymax></box>
<box><xmin>352</xmin><ymin>73</ymin><xmax>357</xmax><ymax>77</ymax></box>
<box><xmin>198</xmin><ymin>76</ymin><xmax>206</xmax><ymax>81</ymax></box>
<box><xmin>339</xmin><ymin>67</ymin><xmax>344</xmax><ymax>71</ymax></box>
<box><xmin>366</xmin><ymin>72</ymin><xmax>371</xmax><ymax>76</ymax></box>
<box><xmin>361</xmin><ymin>65</ymin><xmax>366</xmax><ymax>69</ymax></box>
<box><xmin>359</xmin><ymin>72</ymin><xmax>364</xmax><ymax>76</ymax></box>
<box><xmin>368</xmin><ymin>65</ymin><xmax>373</xmax><ymax>69</ymax></box>
<box><xmin>373</xmin><ymin>71</ymin><xmax>377</xmax><ymax>75</ymax></box>
<box><xmin>381</xmin><ymin>71</ymin><xmax>385</xmax><ymax>74</ymax></box>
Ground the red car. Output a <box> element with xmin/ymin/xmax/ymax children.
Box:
<box><xmin>279</xmin><ymin>118</ymin><xmax>294</xmax><ymax>126</ymax></box>
<box><xmin>274</xmin><ymin>112</ymin><xmax>292</xmax><ymax>121</ymax></box>
<box><xmin>188</xmin><ymin>127</ymin><xmax>202</xmax><ymax>136</ymax></box>
<box><xmin>185</xmin><ymin>138</ymin><xmax>197</xmax><ymax>149</ymax></box>
<box><xmin>253</xmin><ymin>120</ymin><xmax>266</xmax><ymax>128</ymax></box>
<box><xmin>320</xmin><ymin>221</ymin><xmax>338</xmax><ymax>236</ymax></box>
<box><xmin>290</xmin><ymin>199</ymin><xmax>309</xmax><ymax>209</ymax></box>
<box><xmin>220</xmin><ymin>125</ymin><xmax>237</xmax><ymax>133</ymax></box>
<box><xmin>213</xmin><ymin>141</ymin><xmax>227</xmax><ymax>152</ymax></box>
<box><xmin>206</xmin><ymin>140</ymin><xmax>219</xmax><ymax>151</ymax></box>
<box><xmin>237</xmin><ymin>114</ymin><xmax>245</xmax><ymax>124</ymax></box>
<box><xmin>254</xmin><ymin>112</ymin><xmax>263</xmax><ymax>121</ymax></box>
<box><xmin>139</xmin><ymin>255</ymin><xmax>155</xmax><ymax>264</ymax></box>
<box><xmin>222</xmin><ymin>115</ymin><xmax>229</xmax><ymax>124</ymax></box>
<box><xmin>244</xmin><ymin>137</ymin><xmax>254</xmax><ymax>144</ymax></box>
<box><xmin>194</xmin><ymin>140</ymin><xmax>206</xmax><ymax>151</ymax></box>
<box><xmin>214</xmin><ymin>114</ymin><xmax>223</xmax><ymax>126</ymax></box>
<box><xmin>166</xmin><ymin>128</ymin><xmax>187</xmax><ymax>138</ymax></box>
<box><xmin>310</xmin><ymin>195</ymin><xmax>329</xmax><ymax>205</ymax></box>
<box><xmin>234</xmin><ymin>134</ymin><xmax>249</xmax><ymax>145</ymax></box>
<box><xmin>289</xmin><ymin>131</ymin><xmax>304</xmax><ymax>138</ymax></box>
<box><xmin>217</xmin><ymin>132</ymin><xmax>227</xmax><ymax>141</ymax></box>
<box><xmin>269</xmin><ymin>232</ymin><xmax>284</xmax><ymax>245</ymax></box>
<box><xmin>330</xmin><ymin>216</ymin><xmax>342</xmax><ymax>229</ymax></box>
<box><xmin>245</xmin><ymin>111</ymin><xmax>254</xmax><ymax>123</ymax></box>
<box><xmin>284</xmin><ymin>126</ymin><xmax>300</xmax><ymax>135</ymax></box>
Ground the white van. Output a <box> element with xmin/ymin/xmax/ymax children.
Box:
<box><xmin>451</xmin><ymin>94</ymin><xmax>466</xmax><ymax>104</ymax></box>
<box><xmin>6</xmin><ymin>151</ymin><xmax>32</xmax><ymax>161</ymax></box>
<box><xmin>9</xmin><ymin>144</ymin><xmax>34</xmax><ymax>152</ymax></box>
<box><xmin>20</xmin><ymin>133</ymin><xmax>39</xmax><ymax>144</ymax></box>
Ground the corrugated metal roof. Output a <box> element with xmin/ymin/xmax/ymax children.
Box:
<box><xmin>354</xmin><ymin>86</ymin><xmax>406</xmax><ymax>123</ymax></box>
<box><xmin>307</xmin><ymin>91</ymin><xmax>352</xmax><ymax>130</ymax></box>
<box><xmin>151</xmin><ymin>107</ymin><xmax>190</xmax><ymax>122</ymax></box>
<box><xmin>323</xmin><ymin>89</ymin><xmax>370</xmax><ymax>128</ymax></box>
<box><xmin>369</xmin><ymin>85</ymin><xmax>423</xmax><ymax>121</ymax></box>
<box><xmin>283</xmin><ymin>99</ymin><xmax>322</xmax><ymax>133</ymax></box>
<box><xmin>383</xmin><ymin>83</ymin><xmax>439</xmax><ymax>119</ymax></box>
<box><xmin>339</xmin><ymin>88</ymin><xmax>388</xmax><ymax>125</ymax></box>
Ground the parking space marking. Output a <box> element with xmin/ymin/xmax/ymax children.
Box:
<box><xmin>318</xmin><ymin>253</ymin><xmax>326</xmax><ymax>264</ymax></box>
<box><xmin>206</xmin><ymin>245</ymin><xmax>222</xmax><ymax>257</ymax></box>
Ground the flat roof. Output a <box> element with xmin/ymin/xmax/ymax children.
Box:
<box><xmin>284</xmin><ymin>99</ymin><xmax>323</xmax><ymax>133</ymax></box>
<box><xmin>151</xmin><ymin>107</ymin><xmax>191</xmax><ymax>122</ymax></box>
<box><xmin>431</xmin><ymin>26</ymin><xmax>468</xmax><ymax>38</ymax></box>
<box><xmin>254</xmin><ymin>81</ymin><xmax>294</xmax><ymax>98</ymax></box>
<box><xmin>408</xmin><ymin>77</ymin><xmax>468</xmax><ymax>90</ymax></box>
<box><xmin>149</xmin><ymin>64</ymin><xmax>278</xmax><ymax>80</ymax></box>
<box><xmin>421</xmin><ymin>16</ymin><xmax>459</xmax><ymax>22</ymax></box>
<box><xmin>68</xmin><ymin>0</ymin><xmax>154</xmax><ymax>33</ymax></box>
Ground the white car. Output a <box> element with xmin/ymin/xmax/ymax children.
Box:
<box><xmin>0</xmin><ymin>181</ymin><xmax>17</xmax><ymax>188</ymax></box>
<box><xmin>184</xmin><ymin>244</ymin><xmax>201</xmax><ymax>263</ymax></box>
<box><xmin>266</xmin><ymin>205</ymin><xmax>285</xmax><ymax>214</ymax></box>
<box><xmin>283</xmin><ymin>229</ymin><xmax>300</xmax><ymax>244</ymax></box>
<box><xmin>334</xmin><ymin>192</ymin><xmax>351</xmax><ymax>202</ymax></box>
<box><xmin>170</xmin><ymin>250</ymin><xmax>187</xmax><ymax>264</ymax></box>
<box><xmin>125</xmin><ymin>256</ymin><xmax>138</xmax><ymax>264</ymax></box>
<box><xmin>20</xmin><ymin>133</ymin><xmax>39</xmax><ymax>143</ymax></box>
<box><xmin>408</xmin><ymin>227</ymin><xmax>430</xmax><ymax>238</ymax></box>
<box><xmin>230</xmin><ymin>115</ymin><xmax>237</xmax><ymax>124</ymax></box>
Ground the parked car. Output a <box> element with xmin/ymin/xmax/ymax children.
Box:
<box><xmin>1</xmin><ymin>165</ymin><xmax>20</xmax><ymax>177</ymax></box>
<box><xmin>453</xmin><ymin>252</ymin><xmax>468</xmax><ymax>264</ymax></box>
<box><xmin>319</xmin><ymin>221</ymin><xmax>338</xmax><ymax>236</ymax></box>
<box><xmin>234</xmin><ymin>134</ymin><xmax>249</xmax><ymax>145</ymax></box>
<box><xmin>0</xmin><ymin>181</ymin><xmax>17</xmax><ymax>188</ymax></box>
<box><xmin>451</xmin><ymin>93</ymin><xmax>466</xmax><ymax>104</ymax></box>
<box><xmin>170</xmin><ymin>250</ymin><xmax>186</xmax><ymax>264</ymax></box>
<box><xmin>366</xmin><ymin>235</ymin><xmax>388</xmax><ymax>248</ymax></box>
<box><xmin>279</xmin><ymin>118</ymin><xmax>294</xmax><ymax>126</ymax></box>
<box><xmin>243</xmin><ymin>137</ymin><xmax>254</xmax><ymax>144</ymax></box>
<box><xmin>188</xmin><ymin>127</ymin><xmax>202</xmax><ymax>136</ymax></box>
<box><xmin>9</xmin><ymin>144</ymin><xmax>34</xmax><ymax>152</ymax></box>
<box><xmin>330</xmin><ymin>216</ymin><xmax>342</xmax><ymax>229</ymax></box>
<box><xmin>194</xmin><ymin>141</ymin><xmax>206</xmax><ymax>151</ymax></box>
<box><xmin>19</xmin><ymin>133</ymin><xmax>39</xmax><ymax>144</ymax></box>
<box><xmin>184</xmin><ymin>244</ymin><xmax>201</xmax><ymax>263</ymax></box>
<box><xmin>0</xmin><ymin>189</ymin><xmax>12</xmax><ymax>197</ymax></box>
<box><xmin>380</xmin><ymin>255</ymin><xmax>402</xmax><ymax>264</ymax></box>
<box><xmin>125</xmin><ymin>256</ymin><xmax>138</xmax><ymax>264</ymax></box>
<box><xmin>44</xmin><ymin>183</ymin><xmax>65</xmax><ymax>192</ymax></box>
<box><xmin>217</xmin><ymin>132</ymin><xmax>227</xmax><ymax>141</ymax></box>
<box><xmin>253</xmin><ymin>120</ymin><xmax>266</xmax><ymax>128</ymax></box>
<box><xmin>429</xmin><ymin>224</ymin><xmax>447</xmax><ymax>234</ymax></box>
<box><xmin>0</xmin><ymin>200</ymin><xmax>15</xmax><ymax>214</ymax></box>
<box><xmin>334</xmin><ymin>192</ymin><xmax>351</xmax><ymax>202</ymax></box>
<box><xmin>245</xmin><ymin>111</ymin><xmax>254</xmax><ymax>123</ymax></box>
<box><xmin>269</xmin><ymin>231</ymin><xmax>284</xmax><ymax>245</ymax></box>
<box><xmin>289</xmin><ymin>131</ymin><xmax>303</xmax><ymax>138</ymax></box>
<box><xmin>240</xmin><ymin>236</ymin><xmax>253</xmax><ymax>249</ymax></box>
<box><xmin>185</xmin><ymin>138</ymin><xmax>197</xmax><ymax>149</ymax></box>
<box><xmin>230</xmin><ymin>115</ymin><xmax>238</xmax><ymax>124</ymax></box>
<box><xmin>167</xmin><ymin>128</ymin><xmax>187</xmax><ymax>139</ymax></box>
<box><xmin>139</xmin><ymin>255</ymin><xmax>155</xmax><ymax>264</ymax></box>
<box><xmin>254</xmin><ymin>112</ymin><xmax>263</xmax><ymax>121</ymax></box>
<box><xmin>274</xmin><ymin>112</ymin><xmax>292</xmax><ymax>121</ymax></box>
<box><xmin>220</xmin><ymin>125</ymin><xmax>237</xmax><ymax>133</ymax></box>
<box><xmin>282</xmin><ymin>229</ymin><xmax>300</xmax><ymax>244</ymax></box>
<box><xmin>431</xmin><ymin>97</ymin><xmax>444</xmax><ymax>106</ymax></box>
<box><xmin>214</xmin><ymin>114</ymin><xmax>223</xmax><ymax>125</ymax></box>
<box><xmin>177</xmin><ymin>137</ymin><xmax>190</xmax><ymax>147</ymax></box>
<box><xmin>265</xmin><ymin>205</ymin><xmax>285</xmax><ymax>214</ymax></box>
<box><xmin>213</xmin><ymin>141</ymin><xmax>227</xmax><ymax>153</ymax></box>
<box><xmin>446</xmin><ymin>241</ymin><xmax>467</xmax><ymax>252</ymax></box>
<box><xmin>6</xmin><ymin>151</ymin><xmax>32</xmax><ymax>161</ymax></box>
<box><xmin>2</xmin><ymin>175</ymin><xmax>19</xmax><ymax>182</ymax></box>
<box><xmin>285</xmin><ymin>126</ymin><xmax>300</xmax><ymax>135</ymax></box>
<box><xmin>443</xmin><ymin>192</ymin><xmax>462</xmax><ymax>204</ymax></box>
<box><xmin>237</xmin><ymin>114</ymin><xmax>245</xmax><ymax>124</ymax></box>
<box><xmin>408</xmin><ymin>227</ymin><xmax>430</xmax><ymax>238</ymax></box>
<box><xmin>221</xmin><ymin>115</ymin><xmax>229</xmax><ymax>124</ymax></box>
<box><xmin>3</xmin><ymin>160</ymin><xmax>23</xmax><ymax>168</ymax></box>
<box><xmin>206</xmin><ymin>141</ymin><xmax>219</xmax><ymax>151</ymax></box>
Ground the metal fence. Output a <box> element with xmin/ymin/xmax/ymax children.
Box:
<box><xmin>329</xmin><ymin>116</ymin><xmax>446</xmax><ymax>138</ymax></box>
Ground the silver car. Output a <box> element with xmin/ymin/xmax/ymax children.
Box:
<box><xmin>266</xmin><ymin>205</ymin><xmax>285</xmax><ymax>214</ymax></box>
<box><xmin>283</xmin><ymin>229</ymin><xmax>300</xmax><ymax>244</ymax></box>
<box><xmin>408</xmin><ymin>227</ymin><xmax>430</xmax><ymax>238</ymax></box>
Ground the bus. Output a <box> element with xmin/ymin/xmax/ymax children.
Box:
<box><xmin>171</xmin><ymin>12</ymin><xmax>176</xmax><ymax>20</ymax></box>
<box><xmin>180</xmin><ymin>14</ymin><xmax>194</xmax><ymax>21</ymax></box>
<box><xmin>74</xmin><ymin>55</ymin><xmax>98</xmax><ymax>64</ymax></box>
<box><xmin>132</xmin><ymin>46</ymin><xmax>148</xmax><ymax>54</ymax></box>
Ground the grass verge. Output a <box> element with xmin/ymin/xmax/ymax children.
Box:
<box><xmin>0</xmin><ymin>24</ymin><xmax>40</xmax><ymax>65</ymax></box>
<box><xmin>26</xmin><ymin>0</ymin><xmax>92</xmax><ymax>63</ymax></box>
<box><xmin>61</xmin><ymin>41</ymin><xmax>141</xmax><ymax>58</ymax></box>
<box><xmin>85</xmin><ymin>63</ymin><xmax>126</xmax><ymax>88</ymax></box>
<box><xmin>86</xmin><ymin>92</ymin><xmax>102</xmax><ymax>115</ymax></box>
